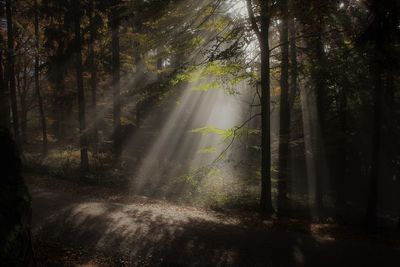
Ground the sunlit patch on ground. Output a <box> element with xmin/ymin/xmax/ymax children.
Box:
<box><xmin>29</xmin><ymin>175</ymin><xmax>400</xmax><ymax>267</ymax></box>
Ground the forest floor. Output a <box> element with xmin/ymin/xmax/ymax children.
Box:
<box><xmin>27</xmin><ymin>174</ymin><xmax>400</xmax><ymax>267</ymax></box>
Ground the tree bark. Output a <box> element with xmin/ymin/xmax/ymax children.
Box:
<box><xmin>0</xmin><ymin>35</ymin><xmax>8</xmax><ymax>128</ymax></box>
<box><xmin>110</xmin><ymin>3</ymin><xmax>121</xmax><ymax>157</ymax></box>
<box><xmin>88</xmin><ymin>0</ymin><xmax>98</xmax><ymax>152</ymax></box>
<box><xmin>5</xmin><ymin>0</ymin><xmax>20</xmax><ymax>149</ymax></box>
<box><xmin>277</xmin><ymin>0</ymin><xmax>290</xmax><ymax>213</ymax></box>
<box><xmin>335</xmin><ymin>77</ymin><xmax>348</xmax><ymax>212</ymax></box>
<box><xmin>34</xmin><ymin>0</ymin><xmax>47</xmax><ymax>156</ymax></box>
<box><xmin>366</xmin><ymin>50</ymin><xmax>382</xmax><ymax>230</ymax></box>
<box><xmin>289</xmin><ymin>18</ymin><xmax>298</xmax><ymax>110</ymax></box>
<box><xmin>73</xmin><ymin>0</ymin><xmax>89</xmax><ymax>172</ymax></box>
<box><xmin>259</xmin><ymin>1</ymin><xmax>274</xmax><ymax>215</ymax></box>
<box><xmin>363</xmin><ymin>0</ymin><xmax>396</xmax><ymax>231</ymax></box>
<box><xmin>246</xmin><ymin>0</ymin><xmax>274</xmax><ymax>215</ymax></box>
<box><xmin>17</xmin><ymin>64</ymin><xmax>27</xmax><ymax>144</ymax></box>
<box><xmin>313</xmin><ymin>23</ymin><xmax>327</xmax><ymax>217</ymax></box>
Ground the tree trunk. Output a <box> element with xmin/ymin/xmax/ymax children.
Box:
<box><xmin>17</xmin><ymin>65</ymin><xmax>27</xmax><ymax>144</ymax></box>
<box><xmin>313</xmin><ymin>26</ymin><xmax>327</xmax><ymax>217</ymax></box>
<box><xmin>277</xmin><ymin>0</ymin><xmax>290</xmax><ymax>213</ymax></box>
<box><xmin>366</xmin><ymin>49</ymin><xmax>382</xmax><ymax>230</ymax></box>
<box><xmin>5</xmin><ymin>0</ymin><xmax>20</xmax><ymax>149</ymax></box>
<box><xmin>289</xmin><ymin>18</ymin><xmax>298</xmax><ymax>110</ymax></box>
<box><xmin>34</xmin><ymin>0</ymin><xmax>47</xmax><ymax>155</ymax></box>
<box><xmin>110</xmin><ymin>3</ymin><xmax>121</xmax><ymax>157</ymax></box>
<box><xmin>247</xmin><ymin>0</ymin><xmax>274</xmax><ymax>215</ymax></box>
<box><xmin>88</xmin><ymin>0</ymin><xmax>98</xmax><ymax>152</ymax></box>
<box><xmin>73</xmin><ymin>0</ymin><xmax>89</xmax><ymax>172</ymax></box>
<box><xmin>0</xmin><ymin>35</ymin><xmax>8</xmax><ymax>128</ymax></box>
<box><xmin>260</xmin><ymin>3</ymin><xmax>273</xmax><ymax>215</ymax></box>
<box><xmin>336</xmin><ymin>78</ymin><xmax>348</xmax><ymax>212</ymax></box>
<box><xmin>55</xmin><ymin>69</ymin><xmax>66</xmax><ymax>139</ymax></box>
<box><xmin>363</xmin><ymin>0</ymin><xmax>397</xmax><ymax>231</ymax></box>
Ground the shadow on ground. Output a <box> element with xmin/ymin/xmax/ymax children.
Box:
<box><xmin>30</xmin><ymin>185</ymin><xmax>400</xmax><ymax>267</ymax></box>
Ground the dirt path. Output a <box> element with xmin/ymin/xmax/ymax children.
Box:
<box><xmin>28</xmin><ymin>175</ymin><xmax>400</xmax><ymax>266</ymax></box>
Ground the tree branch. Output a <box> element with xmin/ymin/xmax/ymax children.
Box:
<box><xmin>246</xmin><ymin>0</ymin><xmax>261</xmax><ymax>41</ymax></box>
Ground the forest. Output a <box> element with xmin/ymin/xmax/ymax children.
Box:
<box><xmin>0</xmin><ymin>0</ymin><xmax>399</xmax><ymax>266</ymax></box>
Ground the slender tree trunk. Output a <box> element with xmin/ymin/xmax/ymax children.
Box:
<box><xmin>20</xmin><ymin>86</ymin><xmax>27</xmax><ymax>145</ymax></box>
<box><xmin>336</xmin><ymin>79</ymin><xmax>348</xmax><ymax>212</ymax></box>
<box><xmin>248</xmin><ymin>0</ymin><xmax>274</xmax><ymax>215</ymax></box>
<box><xmin>366</xmin><ymin>49</ymin><xmax>382</xmax><ymax>230</ymax></box>
<box><xmin>261</xmin><ymin>1</ymin><xmax>274</xmax><ymax>215</ymax></box>
<box><xmin>363</xmin><ymin>0</ymin><xmax>397</xmax><ymax>231</ymax></box>
<box><xmin>16</xmin><ymin>62</ymin><xmax>21</xmax><ymax>133</ymax></box>
<box><xmin>5</xmin><ymin>0</ymin><xmax>20</xmax><ymax>148</ymax></box>
<box><xmin>387</xmin><ymin>70</ymin><xmax>400</xmax><ymax>229</ymax></box>
<box><xmin>55</xmin><ymin>68</ymin><xmax>66</xmax><ymax>139</ymax></box>
<box><xmin>18</xmin><ymin>65</ymin><xmax>27</xmax><ymax>144</ymax></box>
<box><xmin>0</xmin><ymin>36</ymin><xmax>8</xmax><ymax>128</ymax></box>
<box><xmin>73</xmin><ymin>0</ymin><xmax>89</xmax><ymax>172</ymax></box>
<box><xmin>88</xmin><ymin>0</ymin><xmax>98</xmax><ymax>152</ymax></box>
<box><xmin>277</xmin><ymin>0</ymin><xmax>290</xmax><ymax>213</ymax></box>
<box><xmin>289</xmin><ymin>18</ymin><xmax>298</xmax><ymax>110</ymax></box>
<box><xmin>34</xmin><ymin>0</ymin><xmax>47</xmax><ymax>155</ymax></box>
<box><xmin>110</xmin><ymin>3</ymin><xmax>121</xmax><ymax>157</ymax></box>
<box><xmin>313</xmin><ymin>25</ymin><xmax>327</xmax><ymax>217</ymax></box>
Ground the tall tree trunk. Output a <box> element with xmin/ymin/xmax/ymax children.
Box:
<box><xmin>22</xmin><ymin>69</ymin><xmax>28</xmax><ymax>142</ymax></box>
<box><xmin>277</xmin><ymin>0</ymin><xmax>290</xmax><ymax>213</ymax></box>
<box><xmin>17</xmin><ymin>65</ymin><xmax>27</xmax><ymax>144</ymax></box>
<box><xmin>259</xmin><ymin>0</ymin><xmax>274</xmax><ymax>215</ymax></box>
<box><xmin>88</xmin><ymin>0</ymin><xmax>98</xmax><ymax>152</ymax></box>
<box><xmin>336</xmin><ymin>78</ymin><xmax>348</xmax><ymax>212</ymax></box>
<box><xmin>385</xmin><ymin>68</ymin><xmax>399</xmax><ymax>229</ymax></box>
<box><xmin>362</xmin><ymin>0</ymin><xmax>397</xmax><ymax>231</ymax></box>
<box><xmin>110</xmin><ymin>3</ymin><xmax>121</xmax><ymax>157</ymax></box>
<box><xmin>313</xmin><ymin>24</ymin><xmax>327</xmax><ymax>217</ymax></box>
<box><xmin>366</xmin><ymin>48</ymin><xmax>382</xmax><ymax>230</ymax></box>
<box><xmin>55</xmin><ymin>68</ymin><xmax>66</xmax><ymax>139</ymax></box>
<box><xmin>73</xmin><ymin>0</ymin><xmax>89</xmax><ymax>172</ymax></box>
<box><xmin>247</xmin><ymin>0</ymin><xmax>274</xmax><ymax>215</ymax></box>
<box><xmin>0</xmin><ymin>35</ymin><xmax>8</xmax><ymax>128</ymax></box>
<box><xmin>5</xmin><ymin>0</ymin><xmax>20</xmax><ymax>148</ymax></box>
<box><xmin>289</xmin><ymin>18</ymin><xmax>298</xmax><ymax>110</ymax></box>
<box><xmin>34</xmin><ymin>0</ymin><xmax>47</xmax><ymax>155</ymax></box>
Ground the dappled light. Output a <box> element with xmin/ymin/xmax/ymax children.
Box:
<box><xmin>1</xmin><ymin>0</ymin><xmax>399</xmax><ymax>266</ymax></box>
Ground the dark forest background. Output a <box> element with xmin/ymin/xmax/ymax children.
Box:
<box><xmin>0</xmin><ymin>0</ymin><xmax>399</xmax><ymax>265</ymax></box>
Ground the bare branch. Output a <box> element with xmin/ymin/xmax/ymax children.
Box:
<box><xmin>246</xmin><ymin>0</ymin><xmax>261</xmax><ymax>41</ymax></box>
<box><xmin>213</xmin><ymin>112</ymin><xmax>261</xmax><ymax>163</ymax></box>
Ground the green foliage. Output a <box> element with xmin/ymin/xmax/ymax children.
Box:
<box><xmin>191</xmin><ymin>126</ymin><xmax>234</xmax><ymax>139</ymax></box>
<box><xmin>191</xmin><ymin>81</ymin><xmax>220</xmax><ymax>91</ymax></box>
<box><xmin>191</xmin><ymin>125</ymin><xmax>260</xmax><ymax>144</ymax></box>
<box><xmin>170</xmin><ymin>61</ymin><xmax>252</xmax><ymax>95</ymax></box>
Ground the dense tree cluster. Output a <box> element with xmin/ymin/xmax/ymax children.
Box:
<box><xmin>0</xmin><ymin>0</ymin><xmax>399</xmax><ymax>232</ymax></box>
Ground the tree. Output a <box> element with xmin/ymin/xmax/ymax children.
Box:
<box><xmin>5</xmin><ymin>0</ymin><xmax>20</xmax><ymax>149</ymax></box>
<box><xmin>42</xmin><ymin>0</ymin><xmax>75</xmax><ymax>141</ymax></box>
<box><xmin>277</xmin><ymin>0</ymin><xmax>290</xmax><ymax>213</ymax></box>
<box><xmin>313</xmin><ymin>18</ymin><xmax>328</xmax><ymax>216</ymax></box>
<box><xmin>247</xmin><ymin>0</ymin><xmax>274</xmax><ymax>215</ymax></box>
<box><xmin>296</xmin><ymin>0</ymin><xmax>330</xmax><ymax>218</ymax></box>
<box><xmin>0</xmin><ymin>34</ymin><xmax>8</xmax><ymax>128</ymax></box>
<box><xmin>34</xmin><ymin>0</ymin><xmax>48</xmax><ymax>156</ymax></box>
<box><xmin>360</xmin><ymin>0</ymin><xmax>400</xmax><ymax>230</ymax></box>
<box><xmin>73</xmin><ymin>0</ymin><xmax>89</xmax><ymax>171</ymax></box>
<box><xmin>0</xmin><ymin>129</ymin><xmax>34</xmax><ymax>266</ymax></box>
<box><xmin>88</xmin><ymin>0</ymin><xmax>98</xmax><ymax>152</ymax></box>
<box><xmin>110</xmin><ymin>0</ymin><xmax>122</xmax><ymax>157</ymax></box>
